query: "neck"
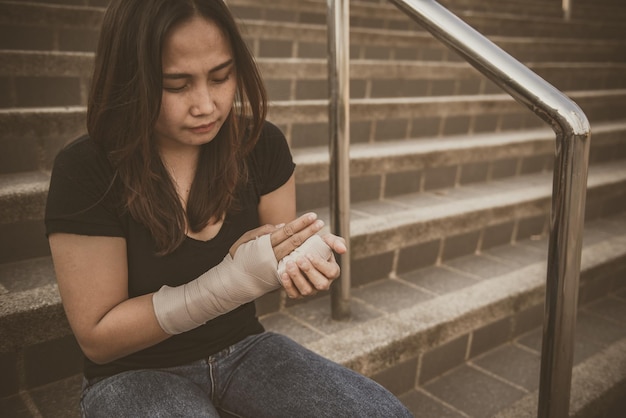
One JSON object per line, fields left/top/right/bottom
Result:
{"left": 159, "top": 146, "right": 200, "bottom": 203}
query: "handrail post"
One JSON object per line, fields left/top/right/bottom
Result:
{"left": 386, "top": 1, "right": 590, "bottom": 416}
{"left": 537, "top": 126, "right": 589, "bottom": 417}
{"left": 327, "top": 0, "right": 351, "bottom": 320}
{"left": 563, "top": 0, "right": 572, "bottom": 20}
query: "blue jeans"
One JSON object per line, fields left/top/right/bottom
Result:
{"left": 80, "top": 332, "right": 412, "bottom": 417}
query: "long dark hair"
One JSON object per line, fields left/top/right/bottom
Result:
{"left": 88, "top": 0, "right": 267, "bottom": 255}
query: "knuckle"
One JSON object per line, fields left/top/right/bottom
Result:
{"left": 283, "top": 224, "right": 294, "bottom": 237}
{"left": 317, "top": 281, "right": 331, "bottom": 291}
{"left": 289, "top": 235, "right": 303, "bottom": 247}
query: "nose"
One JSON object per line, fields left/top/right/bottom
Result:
{"left": 189, "top": 84, "right": 216, "bottom": 117}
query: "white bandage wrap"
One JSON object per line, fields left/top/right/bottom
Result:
{"left": 153, "top": 234, "right": 280, "bottom": 335}
{"left": 277, "top": 234, "right": 332, "bottom": 276}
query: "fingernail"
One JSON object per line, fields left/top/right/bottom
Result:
{"left": 307, "top": 212, "right": 317, "bottom": 221}
{"left": 314, "top": 220, "right": 324, "bottom": 229}
{"left": 275, "top": 223, "right": 285, "bottom": 228}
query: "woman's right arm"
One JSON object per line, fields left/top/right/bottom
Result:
{"left": 50, "top": 213, "right": 324, "bottom": 365}
{"left": 49, "top": 233, "right": 169, "bottom": 365}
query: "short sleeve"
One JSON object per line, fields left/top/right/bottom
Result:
{"left": 45, "top": 136, "right": 125, "bottom": 238}
{"left": 248, "top": 121, "right": 296, "bottom": 196}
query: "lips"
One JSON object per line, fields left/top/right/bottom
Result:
{"left": 188, "top": 121, "right": 216, "bottom": 134}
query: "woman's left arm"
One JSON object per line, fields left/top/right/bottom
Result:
{"left": 258, "top": 173, "right": 346, "bottom": 299}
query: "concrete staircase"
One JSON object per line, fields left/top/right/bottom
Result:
{"left": 1, "top": 0, "right": 625, "bottom": 416}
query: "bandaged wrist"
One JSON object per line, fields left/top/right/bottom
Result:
{"left": 277, "top": 234, "right": 332, "bottom": 276}
{"left": 152, "top": 234, "right": 280, "bottom": 335}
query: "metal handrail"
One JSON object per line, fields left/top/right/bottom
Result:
{"left": 563, "top": 0, "right": 572, "bottom": 20}
{"left": 327, "top": 0, "right": 351, "bottom": 320}
{"left": 326, "top": 0, "right": 591, "bottom": 416}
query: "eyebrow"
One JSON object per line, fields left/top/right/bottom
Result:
{"left": 163, "top": 59, "right": 234, "bottom": 79}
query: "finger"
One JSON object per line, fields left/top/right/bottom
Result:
{"left": 283, "top": 260, "right": 318, "bottom": 297}
{"left": 295, "top": 255, "right": 334, "bottom": 291}
{"left": 270, "top": 213, "right": 317, "bottom": 247}
{"left": 272, "top": 219, "right": 325, "bottom": 261}
{"left": 321, "top": 234, "right": 347, "bottom": 254}
{"left": 230, "top": 224, "right": 277, "bottom": 257}
{"left": 280, "top": 269, "right": 305, "bottom": 299}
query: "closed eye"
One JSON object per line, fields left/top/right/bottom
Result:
{"left": 163, "top": 84, "right": 188, "bottom": 92}
{"left": 211, "top": 69, "right": 233, "bottom": 84}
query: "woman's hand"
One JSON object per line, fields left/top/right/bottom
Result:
{"left": 229, "top": 213, "right": 347, "bottom": 299}
{"left": 280, "top": 233, "right": 347, "bottom": 299}
{"left": 229, "top": 212, "right": 324, "bottom": 259}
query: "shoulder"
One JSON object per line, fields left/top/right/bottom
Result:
{"left": 246, "top": 121, "right": 295, "bottom": 196}
{"left": 259, "top": 120, "right": 285, "bottom": 140}
{"left": 251, "top": 120, "right": 287, "bottom": 150}
{"left": 52, "top": 135, "right": 114, "bottom": 182}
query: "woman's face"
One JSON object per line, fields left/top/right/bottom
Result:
{"left": 154, "top": 16, "right": 237, "bottom": 153}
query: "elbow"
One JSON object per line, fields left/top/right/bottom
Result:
{"left": 76, "top": 335, "right": 120, "bottom": 365}
{"left": 80, "top": 342, "right": 115, "bottom": 365}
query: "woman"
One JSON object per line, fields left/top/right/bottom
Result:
{"left": 45, "top": 0, "right": 412, "bottom": 416}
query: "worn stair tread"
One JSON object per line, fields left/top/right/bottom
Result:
{"left": 397, "top": 318, "right": 626, "bottom": 417}
{"left": 492, "top": 337, "right": 626, "bottom": 418}
{"left": 293, "top": 120, "right": 626, "bottom": 182}
{"left": 0, "top": 171, "right": 49, "bottom": 224}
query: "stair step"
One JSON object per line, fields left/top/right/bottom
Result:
{"left": 1, "top": 89, "right": 623, "bottom": 171}
{"left": 2, "top": 245, "right": 623, "bottom": 417}
{"left": 0, "top": 171, "right": 49, "bottom": 224}
{"left": 3, "top": 50, "right": 626, "bottom": 107}
{"left": 1, "top": 2, "right": 626, "bottom": 64}
{"left": 347, "top": 161, "right": 626, "bottom": 261}
{"left": 259, "top": 213, "right": 626, "bottom": 416}
{"left": 1, "top": 120, "right": 624, "bottom": 248}
{"left": 3, "top": 163, "right": 625, "bottom": 348}
{"left": 1, "top": 210, "right": 624, "bottom": 416}
{"left": 0, "top": 120, "right": 624, "bottom": 263}
{"left": 229, "top": 0, "right": 626, "bottom": 38}
{"left": 3, "top": 0, "right": 623, "bottom": 41}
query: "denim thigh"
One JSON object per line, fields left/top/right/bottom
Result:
{"left": 213, "top": 332, "right": 413, "bottom": 418}
{"left": 80, "top": 332, "right": 412, "bottom": 417}
{"left": 80, "top": 361, "right": 219, "bottom": 418}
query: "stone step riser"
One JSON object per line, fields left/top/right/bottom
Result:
{"left": 3, "top": 51, "right": 626, "bottom": 108}
{"left": 1, "top": 90, "right": 623, "bottom": 174}
{"left": 233, "top": 0, "right": 565, "bottom": 23}
{"left": 14, "top": 0, "right": 566, "bottom": 19}
{"left": 1, "top": 3, "right": 626, "bottom": 63}
{"left": 229, "top": 1, "right": 626, "bottom": 38}
{"left": 2, "top": 0, "right": 623, "bottom": 41}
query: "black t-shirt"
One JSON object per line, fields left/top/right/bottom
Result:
{"left": 45, "top": 121, "right": 295, "bottom": 379}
